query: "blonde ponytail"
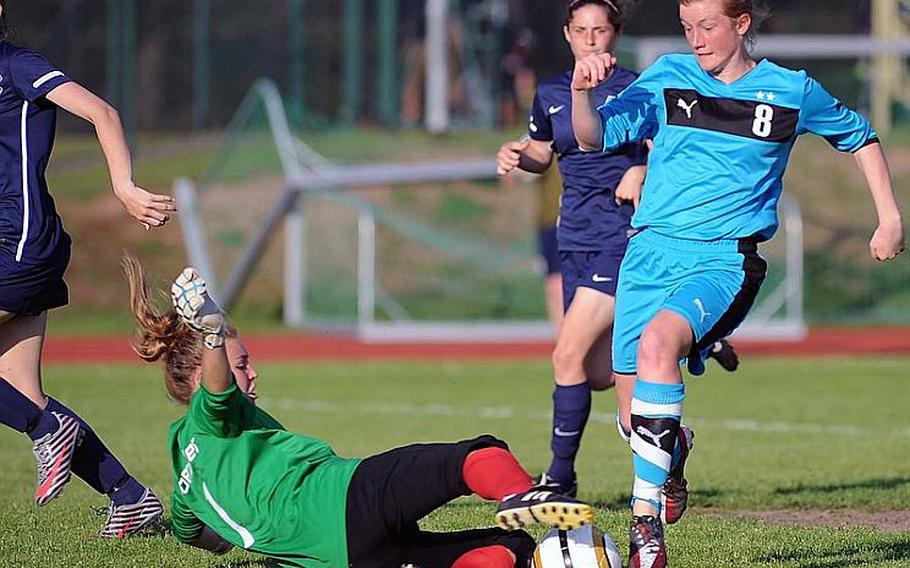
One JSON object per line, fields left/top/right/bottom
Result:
{"left": 122, "top": 255, "right": 202, "bottom": 405}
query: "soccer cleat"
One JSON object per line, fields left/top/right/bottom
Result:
{"left": 629, "top": 515, "right": 667, "bottom": 568}
{"left": 97, "top": 489, "right": 164, "bottom": 538}
{"left": 661, "top": 425, "right": 694, "bottom": 525}
{"left": 534, "top": 472, "right": 578, "bottom": 498}
{"left": 495, "top": 487, "right": 593, "bottom": 531}
{"left": 33, "top": 412, "right": 82, "bottom": 507}
{"left": 707, "top": 338, "right": 739, "bottom": 372}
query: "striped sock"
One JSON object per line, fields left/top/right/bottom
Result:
{"left": 630, "top": 380, "right": 685, "bottom": 512}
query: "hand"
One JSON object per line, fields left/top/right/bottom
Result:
{"left": 615, "top": 179, "right": 642, "bottom": 210}
{"left": 869, "top": 219, "right": 905, "bottom": 261}
{"left": 496, "top": 137, "right": 531, "bottom": 176}
{"left": 571, "top": 53, "right": 616, "bottom": 92}
{"left": 115, "top": 183, "right": 177, "bottom": 231}
{"left": 171, "top": 268, "right": 225, "bottom": 349}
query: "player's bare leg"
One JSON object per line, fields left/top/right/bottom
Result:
{"left": 0, "top": 313, "right": 80, "bottom": 505}
{"left": 628, "top": 311, "right": 691, "bottom": 568}
{"left": 543, "top": 288, "right": 615, "bottom": 495}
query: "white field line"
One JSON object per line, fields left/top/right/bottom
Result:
{"left": 260, "top": 398, "right": 910, "bottom": 439}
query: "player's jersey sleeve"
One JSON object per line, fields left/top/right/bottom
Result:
{"left": 8, "top": 48, "right": 72, "bottom": 102}
{"left": 629, "top": 140, "right": 649, "bottom": 166}
{"left": 798, "top": 74, "right": 877, "bottom": 152}
{"left": 596, "top": 64, "right": 661, "bottom": 152}
{"left": 188, "top": 383, "right": 281, "bottom": 438}
{"left": 529, "top": 90, "right": 553, "bottom": 142}
{"left": 171, "top": 490, "right": 205, "bottom": 544}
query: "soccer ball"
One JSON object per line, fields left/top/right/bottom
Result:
{"left": 531, "top": 524, "right": 622, "bottom": 568}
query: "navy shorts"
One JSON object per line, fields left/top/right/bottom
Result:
{"left": 560, "top": 249, "right": 624, "bottom": 313}
{"left": 0, "top": 243, "right": 71, "bottom": 316}
{"left": 536, "top": 226, "right": 560, "bottom": 276}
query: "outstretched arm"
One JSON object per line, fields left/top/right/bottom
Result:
{"left": 198, "top": 333, "right": 232, "bottom": 394}
{"left": 46, "top": 83, "right": 175, "bottom": 230}
{"left": 852, "top": 143, "right": 905, "bottom": 261}
{"left": 172, "top": 269, "right": 232, "bottom": 393}
{"left": 571, "top": 54, "right": 614, "bottom": 151}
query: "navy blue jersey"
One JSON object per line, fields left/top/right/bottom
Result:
{"left": 598, "top": 54, "right": 877, "bottom": 241}
{"left": 529, "top": 66, "right": 647, "bottom": 252}
{"left": 0, "top": 42, "right": 72, "bottom": 264}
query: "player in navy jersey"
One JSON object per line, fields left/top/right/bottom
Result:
{"left": 497, "top": 0, "right": 646, "bottom": 499}
{"left": 571, "top": 1, "right": 905, "bottom": 566}
{"left": 0, "top": 1, "right": 171, "bottom": 537}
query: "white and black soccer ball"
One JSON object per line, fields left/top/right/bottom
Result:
{"left": 531, "top": 524, "right": 622, "bottom": 568}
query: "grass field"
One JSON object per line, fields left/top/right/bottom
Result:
{"left": 1, "top": 356, "right": 909, "bottom": 567}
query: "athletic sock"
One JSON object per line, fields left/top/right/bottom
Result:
{"left": 616, "top": 411, "right": 632, "bottom": 445}
{"left": 462, "top": 447, "right": 533, "bottom": 501}
{"left": 630, "top": 380, "right": 685, "bottom": 513}
{"left": 547, "top": 382, "right": 591, "bottom": 484}
{"left": 0, "top": 378, "right": 43, "bottom": 434}
{"left": 452, "top": 545, "right": 514, "bottom": 568}
{"left": 44, "top": 398, "right": 145, "bottom": 504}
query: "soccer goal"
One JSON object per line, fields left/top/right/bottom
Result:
{"left": 175, "top": 78, "right": 806, "bottom": 342}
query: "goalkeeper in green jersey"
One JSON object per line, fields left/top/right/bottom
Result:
{"left": 122, "top": 257, "right": 594, "bottom": 568}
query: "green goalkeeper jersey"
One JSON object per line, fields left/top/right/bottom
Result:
{"left": 168, "top": 384, "right": 362, "bottom": 567}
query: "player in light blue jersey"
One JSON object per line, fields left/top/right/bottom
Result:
{"left": 497, "top": 0, "right": 648, "bottom": 498}
{"left": 571, "top": 1, "right": 905, "bottom": 566}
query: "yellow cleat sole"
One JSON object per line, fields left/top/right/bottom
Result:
{"left": 495, "top": 502, "right": 594, "bottom": 531}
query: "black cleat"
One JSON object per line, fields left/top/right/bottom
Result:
{"left": 495, "top": 487, "right": 593, "bottom": 531}
{"left": 708, "top": 339, "right": 739, "bottom": 372}
{"left": 534, "top": 472, "right": 578, "bottom": 498}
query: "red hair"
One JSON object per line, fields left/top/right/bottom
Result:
{"left": 679, "top": 0, "right": 770, "bottom": 50}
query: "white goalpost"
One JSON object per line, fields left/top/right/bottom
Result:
{"left": 175, "top": 74, "right": 808, "bottom": 342}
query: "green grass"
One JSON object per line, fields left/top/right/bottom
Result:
{"left": 1, "top": 357, "right": 909, "bottom": 567}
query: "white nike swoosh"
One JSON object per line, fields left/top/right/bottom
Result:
{"left": 592, "top": 274, "right": 613, "bottom": 283}
{"left": 548, "top": 105, "right": 565, "bottom": 115}
{"left": 554, "top": 427, "right": 581, "bottom": 437}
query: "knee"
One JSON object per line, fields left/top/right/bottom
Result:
{"left": 552, "top": 342, "right": 585, "bottom": 381}
{"left": 637, "top": 326, "right": 684, "bottom": 371}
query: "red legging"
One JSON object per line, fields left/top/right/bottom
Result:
{"left": 452, "top": 545, "right": 515, "bottom": 568}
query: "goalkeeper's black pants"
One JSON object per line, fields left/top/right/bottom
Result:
{"left": 345, "top": 435, "right": 535, "bottom": 568}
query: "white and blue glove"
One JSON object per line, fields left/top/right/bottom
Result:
{"left": 171, "top": 267, "right": 225, "bottom": 349}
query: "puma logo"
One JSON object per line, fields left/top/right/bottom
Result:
{"left": 635, "top": 426, "right": 672, "bottom": 448}
{"left": 694, "top": 298, "right": 711, "bottom": 323}
{"left": 677, "top": 97, "right": 698, "bottom": 119}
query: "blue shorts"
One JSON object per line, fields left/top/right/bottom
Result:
{"left": 560, "top": 249, "right": 624, "bottom": 313}
{"left": 536, "top": 227, "right": 560, "bottom": 276}
{"left": 612, "top": 230, "right": 766, "bottom": 376}
{"left": 0, "top": 243, "right": 71, "bottom": 316}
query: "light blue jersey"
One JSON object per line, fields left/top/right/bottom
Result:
{"left": 597, "top": 54, "right": 877, "bottom": 241}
